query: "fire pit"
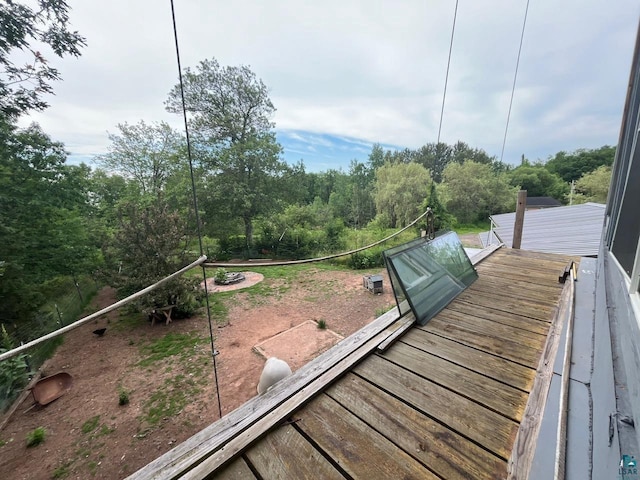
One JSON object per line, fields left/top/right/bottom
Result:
{"left": 214, "top": 271, "right": 246, "bottom": 285}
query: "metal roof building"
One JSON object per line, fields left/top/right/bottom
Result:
{"left": 485, "top": 202, "right": 606, "bottom": 256}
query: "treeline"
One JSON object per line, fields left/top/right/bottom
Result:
{"left": 0, "top": 0, "right": 615, "bottom": 334}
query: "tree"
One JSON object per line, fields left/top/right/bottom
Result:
{"left": 0, "top": 119, "right": 99, "bottom": 323}
{"left": 97, "top": 121, "right": 185, "bottom": 198}
{"left": 571, "top": 165, "right": 612, "bottom": 204}
{"left": 545, "top": 146, "right": 616, "bottom": 183}
{"left": 166, "top": 58, "right": 289, "bottom": 245}
{"left": 440, "top": 161, "right": 517, "bottom": 224}
{"left": 0, "top": 0, "right": 86, "bottom": 119}
{"left": 507, "top": 164, "right": 568, "bottom": 200}
{"left": 373, "top": 162, "right": 431, "bottom": 228}
{"left": 105, "top": 200, "right": 201, "bottom": 318}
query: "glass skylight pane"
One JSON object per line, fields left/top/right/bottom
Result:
{"left": 383, "top": 232, "right": 477, "bottom": 326}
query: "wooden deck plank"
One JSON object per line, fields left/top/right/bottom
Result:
{"left": 435, "top": 310, "right": 547, "bottom": 349}
{"left": 327, "top": 373, "right": 507, "bottom": 480}
{"left": 495, "top": 248, "right": 580, "bottom": 264}
{"left": 244, "top": 425, "right": 344, "bottom": 480}
{"left": 482, "top": 252, "right": 572, "bottom": 273}
{"left": 456, "top": 290, "right": 557, "bottom": 322}
{"left": 473, "top": 269, "right": 564, "bottom": 293}
{"left": 381, "top": 342, "right": 528, "bottom": 422}
{"left": 211, "top": 457, "right": 256, "bottom": 479}
{"left": 476, "top": 261, "right": 566, "bottom": 283}
{"left": 467, "top": 280, "right": 561, "bottom": 306}
{"left": 423, "top": 318, "right": 541, "bottom": 366}
{"left": 297, "top": 393, "right": 437, "bottom": 479}
{"left": 401, "top": 329, "right": 536, "bottom": 392}
{"left": 446, "top": 300, "right": 550, "bottom": 335}
{"left": 354, "top": 354, "right": 520, "bottom": 459}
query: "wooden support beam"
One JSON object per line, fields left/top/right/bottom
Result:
{"left": 512, "top": 190, "right": 527, "bottom": 249}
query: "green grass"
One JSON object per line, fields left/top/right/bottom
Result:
{"left": 81, "top": 416, "right": 100, "bottom": 434}
{"left": 375, "top": 305, "right": 396, "bottom": 318}
{"left": 138, "top": 333, "right": 207, "bottom": 367}
{"left": 26, "top": 427, "right": 46, "bottom": 447}
{"left": 52, "top": 462, "right": 72, "bottom": 479}
{"left": 454, "top": 221, "right": 491, "bottom": 235}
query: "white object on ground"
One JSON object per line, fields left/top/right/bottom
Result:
{"left": 257, "top": 357, "right": 292, "bottom": 395}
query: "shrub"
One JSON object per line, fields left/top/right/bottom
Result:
{"left": 118, "top": 389, "right": 130, "bottom": 406}
{"left": 26, "top": 427, "right": 46, "bottom": 447}
{"left": 317, "top": 319, "right": 327, "bottom": 330}
{"left": 214, "top": 268, "right": 227, "bottom": 284}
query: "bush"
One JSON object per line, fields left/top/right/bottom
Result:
{"left": 348, "top": 250, "right": 384, "bottom": 269}
{"left": 118, "top": 389, "right": 130, "bottom": 406}
{"left": 26, "top": 427, "right": 46, "bottom": 447}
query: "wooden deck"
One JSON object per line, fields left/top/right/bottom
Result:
{"left": 131, "top": 247, "right": 574, "bottom": 480}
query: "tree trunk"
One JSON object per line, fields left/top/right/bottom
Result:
{"left": 244, "top": 217, "right": 253, "bottom": 248}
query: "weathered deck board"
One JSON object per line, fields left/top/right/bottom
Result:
{"left": 423, "top": 318, "right": 541, "bottom": 365}
{"left": 472, "top": 270, "right": 563, "bottom": 296}
{"left": 435, "top": 310, "right": 547, "bottom": 349}
{"left": 468, "top": 279, "right": 561, "bottom": 306}
{"left": 446, "top": 300, "right": 550, "bottom": 335}
{"left": 327, "top": 373, "right": 508, "bottom": 479}
{"left": 296, "top": 393, "right": 437, "bottom": 479}
{"left": 244, "top": 425, "right": 344, "bottom": 479}
{"left": 211, "top": 457, "right": 256, "bottom": 479}
{"left": 381, "top": 342, "right": 528, "bottom": 422}
{"left": 401, "top": 329, "right": 537, "bottom": 392}
{"left": 456, "top": 289, "right": 557, "bottom": 321}
{"left": 354, "top": 354, "right": 520, "bottom": 459}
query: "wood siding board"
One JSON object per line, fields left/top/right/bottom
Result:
{"left": 210, "top": 457, "right": 256, "bottom": 480}
{"left": 401, "top": 329, "right": 536, "bottom": 392}
{"left": 354, "top": 355, "right": 520, "bottom": 459}
{"left": 243, "top": 425, "right": 344, "bottom": 480}
{"left": 327, "top": 373, "right": 508, "bottom": 480}
{"left": 297, "top": 394, "right": 437, "bottom": 479}
{"left": 446, "top": 301, "right": 550, "bottom": 335}
{"left": 381, "top": 342, "right": 528, "bottom": 422}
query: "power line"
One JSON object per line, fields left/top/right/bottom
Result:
{"left": 500, "top": 0, "right": 531, "bottom": 163}
{"left": 437, "top": 0, "right": 459, "bottom": 144}
{"left": 169, "top": 0, "right": 222, "bottom": 418}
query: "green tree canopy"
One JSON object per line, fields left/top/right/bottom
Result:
{"left": 97, "top": 121, "right": 185, "bottom": 198}
{"left": 166, "top": 58, "right": 290, "bottom": 245}
{"left": 571, "top": 165, "right": 612, "bottom": 204}
{"left": 545, "top": 146, "right": 616, "bottom": 183}
{"left": 440, "top": 161, "right": 517, "bottom": 224}
{"left": 507, "top": 164, "right": 568, "bottom": 200}
{"left": 0, "top": 0, "right": 85, "bottom": 119}
{"left": 373, "top": 162, "right": 431, "bottom": 228}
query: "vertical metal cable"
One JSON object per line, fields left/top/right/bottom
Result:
{"left": 500, "top": 0, "right": 531, "bottom": 163}
{"left": 169, "top": 0, "right": 222, "bottom": 418}
{"left": 437, "top": 0, "right": 459, "bottom": 144}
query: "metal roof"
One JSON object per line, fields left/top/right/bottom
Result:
{"left": 487, "top": 202, "right": 605, "bottom": 256}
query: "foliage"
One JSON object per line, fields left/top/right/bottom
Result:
{"left": 166, "top": 58, "right": 292, "bottom": 245}
{"left": 118, "top": 389, "right": 130, "bottom": 406}
{"left": 422, "top": 183, "right": 456, "bottom": 232}
{"left": 0, "top": 324, "right": 31, "bottom": 411}
{"left": 213, "top": 268, "right": 227, "bottom": 284}
{"left": 545, "top": 146, "right": 616, "bottom": 183}
{"left": 104, "top": 199, "right": 202, "bottom": 318}
{"left": 570, "top": 165, "right": 612, "bottom": 204}
{"left": 81, "top": 416, "right": 100, "bottom": 434}
{"left": 440, "top": 161, "right": 517, "bottom": 224}
{"left": 507, "top": 164, "right": 569, "bottom": 200}
{"left": 373, "top": 162, "right": 431, "bottom": 228}
{"left": 138, "top": 333, "right": 207, "bottom": 367}
{"left": 0, "top": 1, "right": 86, "bottom": 119}
{"left": 97, "top": 121, "right": 185, "bottom": 198}
{"left": 316, "top": 319, "right": 327, "bottom": 330}
{"left": 26, "top": 427, "right": 46, "bottom": 447}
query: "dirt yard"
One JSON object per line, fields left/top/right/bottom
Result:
{"left": 0, "top": 266, "right": 395, "bottom": 480}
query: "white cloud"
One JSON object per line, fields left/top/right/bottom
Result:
{"left": 16, "top": 0, "right": 640, "bottom": 168}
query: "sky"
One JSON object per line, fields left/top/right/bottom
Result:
{"left": 18, "top": 0, "right": 640, "bottom": 172}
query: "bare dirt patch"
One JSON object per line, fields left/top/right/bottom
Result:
{"left": 0, "top": 267, "right": 395, "bottom": 480}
